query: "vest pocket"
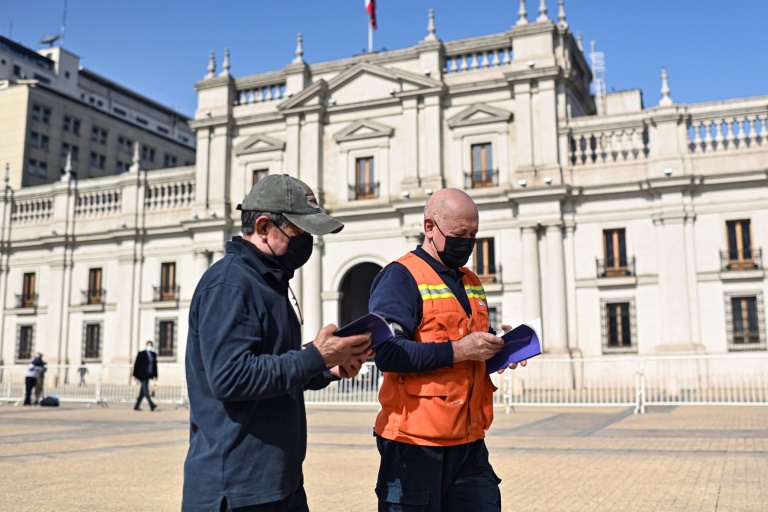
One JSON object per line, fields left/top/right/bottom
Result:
{"left": 397, "top": 369, "right": 471, "bottom": 441}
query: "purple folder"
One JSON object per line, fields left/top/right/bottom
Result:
{"left": 334, "top": 313, "right": 395, "bottom": 349}
{"left": 485, "top": 319, "right": 542, "bottom": 374}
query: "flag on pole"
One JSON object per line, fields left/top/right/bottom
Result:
{"left": 365, "top": 0, "right": 377, "bottom": 30}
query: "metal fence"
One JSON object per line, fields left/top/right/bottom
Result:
{"left": 2, "top": 355, "right": 766, "bottom": 413}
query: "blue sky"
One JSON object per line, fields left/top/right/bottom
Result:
{"left": 1, "top": 1, "right": 766, "bottom": 117}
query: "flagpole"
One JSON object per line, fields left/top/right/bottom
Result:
{"left": 368, "top": 22, "right": 373, "bottom": 53}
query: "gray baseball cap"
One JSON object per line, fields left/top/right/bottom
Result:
{"left": 236, "top": 174, "right": 343, "bottom": 235}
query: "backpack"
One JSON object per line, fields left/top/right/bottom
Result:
{"left": 40, "top": 396, "right": 59, "bottom": 407}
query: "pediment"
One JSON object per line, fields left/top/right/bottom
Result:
{"left": 447, "top": 104, "right": 512, "bottom": 128}
{"left": 234, "top": 133, "right": 285, "bottom": 155}
{"left": 334, "top": 119, "right": 394, "bottom": 143}
{"left": 279, "top": 63, "right": 443, "bottom": 111}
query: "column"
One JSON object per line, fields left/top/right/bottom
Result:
{"left": 656, "top": 213, "right": 693, "bottom": 348}
{"left": 194, "top": 250, "right": 211, "bottom": 280}
{"left": 301, "top": 237, "right": 323, "bottom": 342}
{"left": 563, "top": 219, "right": 579, "bottom": 354}
{"left": 401, "top": 98, "right": 420, "bottom": 189}
{"left": 544, "top": 224, "right": 568, "bottom": 352}
{"left": 420, "top": 95, "right": 444, "bottom": 191}
{"left": 521, "top": 225, "right": 541, "bottom": 323}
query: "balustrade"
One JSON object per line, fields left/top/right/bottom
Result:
{"left": 688, "top": 113, "right": 768, "bottom": 153}
{"left": 237, "top": 83, "right": 286, "bottom": 105}
{"left": 444, "top": 47, "right": 512, "bottom": 75}
{"left": 10, "top": 198, "right": 52, "bottom": 224}
{"left": 145, "top": 180, "right": 194, "bottom": 210}
{"left": 569, "top": 126, "right": 649, "bottom": 166}
{"left": 75, "top": 190, "right": 121, "bottom": 217}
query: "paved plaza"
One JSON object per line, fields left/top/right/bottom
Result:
{"left": 1, "top": 402, "right": 766, "bottom": 511}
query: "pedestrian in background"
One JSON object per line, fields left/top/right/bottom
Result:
{"left": 23, "top": 352, "right": 45, "bottom": 406}
{"left": 132, "top": 341, "right": 158, "bottom": 411}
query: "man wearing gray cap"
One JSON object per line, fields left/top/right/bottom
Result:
{"left": 183, "top": 174, "right": 372, "bottom": 512}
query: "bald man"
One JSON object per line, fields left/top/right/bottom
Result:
{"left": 369, "top": 188, "right": 524, "bottom": 512}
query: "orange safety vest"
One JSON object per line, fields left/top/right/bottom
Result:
{"left": 374, "top": 252, "right": 497, "bottom": 446}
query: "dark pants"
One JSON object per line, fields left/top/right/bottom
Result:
{"left": 24, "top": 377, "right": 37, "bottom": 405}
{"left": 219, "top": 482, "right": 309, "bottom": 512}
{"left": 135, "top": 379, "right": 156, "bottom": 410}
{"left": 375, "top": 435, "right": 501, "bottom": 512}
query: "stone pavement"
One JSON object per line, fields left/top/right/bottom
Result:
{"left": 1, "top": 403, "right": 766, "bottom": 511}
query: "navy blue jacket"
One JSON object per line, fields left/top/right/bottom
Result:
{"left": 183, "top": 237, "right": 333, "bottom": 511}
{"left": 369, "top": 246, "right": 495, "bottom": 373}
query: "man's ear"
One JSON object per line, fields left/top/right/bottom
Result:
{"left": 254, "top": 216, "right": 271, "bottom": 239}
{"left": 423, "top": 218, "right": 435, "bottom": 240}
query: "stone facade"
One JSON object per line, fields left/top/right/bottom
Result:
{"left": 1, "top": 7, "right": 766, "bottom": 370}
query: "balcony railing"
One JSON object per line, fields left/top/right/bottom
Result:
{"left": 596, "top": 257, "right": 636, "bottom": 278}
{"left": 15, "top": 293, "right": 38, "bottom": 309}
{"left": 348, "top": 182, "right": 379, "bottom": 201}
{"left": 464, "top": 169, "right": 498, "bottom": 189}
{"left": 720, "top": 248, "right": 762, "bottom": 271}
{"left": 153, "top": 285, "right": 180, "bottom": 302}
{"left": 81, "top": 289, "right": 106, "bottom": 305}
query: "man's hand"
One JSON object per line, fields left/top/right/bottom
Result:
{"left": 329, "top": 356, "right": 369, "bottom": 379}
{"left": 452, "top": 331, "right": 504, "bottom": 363}
{"left": 497, "top": 358, "right": 527, "bottom": 374}
{"left": 312, "top": 324, "right": 372, "bottom": 368}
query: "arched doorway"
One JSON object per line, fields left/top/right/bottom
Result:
{"left": 338, "top": 262, "right": 382, "bottom": 326}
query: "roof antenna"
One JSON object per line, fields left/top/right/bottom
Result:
{"left": 60, "top": 0, "right": 68, "bottom": 46}
{"left": 39, "top": 0, "right": 67, "bottom": 47}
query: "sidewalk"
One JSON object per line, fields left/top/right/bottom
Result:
{"left": 1, "top": 403, "right": 766, "bottom": 511}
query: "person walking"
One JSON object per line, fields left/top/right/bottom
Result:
{"left": 78, "top": 361, "right": 88, "bottom": 386}
{"left": 183, "top": 174, "right": 372, "bottom": 512}
{"left": 369, "top": 188, "right": 526, "bottom": 512}
{"left": 33, "top": 353, "right": 47, "bottom": 405}
{"left": 132, "top": 341, "right": 158, "bottom": 411}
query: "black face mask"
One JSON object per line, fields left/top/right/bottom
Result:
{"left": 432, "top": 220, "right": 475, "bottom": 269}
{"left": 266, "top": 223, "right": 314, "bottom": 276}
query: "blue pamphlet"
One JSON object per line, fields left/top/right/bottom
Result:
{"left": 485, "top": 318, "right": 542, "bottom": 374}
{"left": 335, "top": 313, "right": 395, "bottom": 349}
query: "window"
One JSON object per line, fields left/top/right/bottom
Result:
{"left": 156, "top": 319, "right": 176, "bottom": 358}
{"left": 252, "top": 169, "right": 268, "bottom": 186}
{"left": 164, "top": 154, "right": 177, "bottom": 167}
{"left": 31, "top": 105, "right": 41, "bottom": 121}
{"left": 27, "top": 159, "right": 37, "bottom": 175}
{"left": 725, "top": 220, "right": 756, "bottom": 270}
{"left": 13, "top": 64, "right": 21, "bottom": 77}
{"left": 22, "top": 273, "right": 36, "bottom": 308}
{"left": 30, "top": 132, "right": 39, "bottom": 148}
{"left": 87, "top": 268, "right": 103, "bottom": 305}
{"left": 16, "top": 325, "right": 34, "bottom": 361}
{"left": 42, "top": 108, "right": 51, "bottom": 124}
{"left": 473, "top": 238, "right": 497, "bottom": 283}
{"left": 157, "top": 126, "right": 169, "bottom": 134}
{"left": 601, "top": 298, "right": 637, "bottom": 354}
{"left": 90, "top": 152, "right": 98, "bottom": 166}
{"left": 113, "top": 107, "right": 127, "bottom": 116}
{"left": 470, "top": 143, "right": 494, "bottom": 188}
{"left": 91, "top": 153, "right": 105, "bottom": 169}
{"left": 83, "top": 322, "right": 102, "bottom": 360}
{"left": 61, "top": 143, "right": 79, "bottom": 160}
{"left": 33, "top": 73, "right": 51, "bottom": 85}
{"left": 37, "top": 161, "right": 47, "bottom": 177}
{"left": 725, "top": 292, "right": 765, "bottom": 351}
{"left": 159, "top": 262, "right": 177, "bottom": 301}
{"left": 73, "top": 119, "right": 81, "bottom": 135}
{"left": 487, "top": 305, "right": 500, "bottom": 333}
{"left": 136, "top": 116, "right": 148, "bottom": 126}
{"left": 601, "top": 229, "right": 630, "bottom": 277}
{"left": 117, "top": 161, "right": 125, "bottom": 172}
{"left": 92, "top": 127, "right": 107, "bottom": 144}
{"left": 141, "top": 146, "right": 156, "bottom": 162}
{"left": 98, "top": 155, "right": 105, "bottom": 169}
{"left": 41, "top": 135, "right": 49, "bottom": 151}
{"left": 63, "top": 116, "right": 71, "bottom": 132}
{"left": 354, "top": 157, "right": 376, "bottom": 199}
{"left": 118, "top": 137, "right": 133, "bottom": 154}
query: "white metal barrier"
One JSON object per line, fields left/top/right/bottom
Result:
{"left": 3, "top": 355, "right": 766, "bottom": 413}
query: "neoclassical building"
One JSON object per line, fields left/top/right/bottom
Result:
{"left": 1, "top": 2, "right": 766, "bottom": 373}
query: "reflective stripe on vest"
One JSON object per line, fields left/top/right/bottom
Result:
{"left": 464, "top": 285, "right": 486, "bottom": 300}
{"left": 418, "top": 283, "right": 456, "bottom": 300}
